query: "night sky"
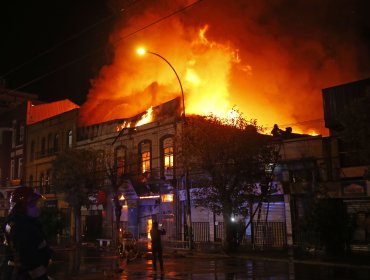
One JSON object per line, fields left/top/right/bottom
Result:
{"left": 1, "top": 0, "right": 369, "bottom": 131}
{"left": 1, "top": 0, "right": 115, "bottom": 105}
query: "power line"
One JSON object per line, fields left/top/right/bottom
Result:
{"left": 4, "top": 0, "right": 204, "bottom": 95}
{"left": 0, "top": 0, "right": 144, "bottom": 80}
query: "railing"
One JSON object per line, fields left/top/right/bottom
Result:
{"left": 161, "top": 221, "right": 288, "bottom": 251}
{"left": 253, "top": 221, "right": 287, "bottom": 248}
{"left": 293, "top": 230, "right": 321, "bottom": 249}
{"left": 192, "top": 222, "right": 210, "bottom": 242}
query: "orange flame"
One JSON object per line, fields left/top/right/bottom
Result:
{"left": 78, "top": 1, "right": 363, "bottom": 137}
{"left": 135, "top": 106, "right": 153, "bottom": 126}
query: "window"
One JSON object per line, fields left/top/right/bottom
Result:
{"left": 39, "top": 173, "right": 44, "bottom": 194}
{"left": 30, "top": 141, "right": 35, "bottom": 161}
{"left": 67, "top": 130, "right": 72, "bottom": 148}
{"left": 115, "top": 146, "right": 126, "bottom": 180}
{"left": 162, "top": 137, "right": 174, "bottom": 179}
{"left": 139, "top": 141, "right": 151, "bottom": 174}
{"left": 54, "top": 133, "right": 59, "bottom": 153}
{"left": 41, "top": 137, "right": 46, "bottom": 156}
{"left": 10, "top": 160, "right": 15, "bottom": 180}
{"left": 47, "top": 133, "right": 52, "bottom": 155}
{"left": 17, "top": 158, "right": 23, "bottom": 179}
{"left": 19, "top": 124, "right": 25, "bottom": 144}
{"left": 45, "top": 170, "right": 50, "bottom": 193}
{"left": 161, "top": 194, "right": 174, "bottom": 202}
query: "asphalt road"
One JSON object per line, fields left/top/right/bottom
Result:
{"left": 46, "top": 248, "right": 370, "bottom": 280}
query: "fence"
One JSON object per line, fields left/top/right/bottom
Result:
{"left": 252, "top": 221, "right": 287, "bottom": 248}
{"left": 161, "top": 221, "right": 287, "bottom": 250}
{"left": 192, "top": 222, "right": 210, "bottom": 242}
{"left": 294, "top": 230, "right": 321, "bottom": 249}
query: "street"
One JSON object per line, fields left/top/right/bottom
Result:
{"left": 46, "top": 247, "right": 370, "bottom": 280}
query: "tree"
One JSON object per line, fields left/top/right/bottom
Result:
{"left": 101, "top": 149, "right": 126, "bottom": 246}
{"left": 52, "top": 149, "right": 98, "bottom": 244}
{"left": 180, "top": 111, "right": 279, "bottom": 252}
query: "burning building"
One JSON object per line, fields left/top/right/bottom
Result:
{"left": 76, "top": 97, "right": 183, "bottom": 242}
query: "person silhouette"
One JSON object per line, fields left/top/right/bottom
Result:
{"left": 2, "top": 186, "right": 52, "bottom": 280}
{"left": 150, "top": 221, "right": 166, "bottom": 273}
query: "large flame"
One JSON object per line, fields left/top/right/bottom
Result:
{"left": 79, "top": 0, "right": 370, "bottom": 136}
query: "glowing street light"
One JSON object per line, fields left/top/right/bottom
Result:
{"left": 137, "top": 47, "right": 193, "bottom": 249}
{"left": 136, "top": 48, "right": 186, "bottom": 122}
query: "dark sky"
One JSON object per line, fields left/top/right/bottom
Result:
{"left": 1, "top": 0, "right": 115, "bottom": 105}
{"left": 1, "top": 0, "right": 369, "bottom": 130}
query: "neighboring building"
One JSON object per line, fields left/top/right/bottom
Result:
{"left": 273, "top": 133, "right": 337, "bottom": 247}
{"left": 0, "top": 84, "right": 40, "bottom": 216}
{"left": 25, "top": 100, "right": 80, "bottom": 191}
{"left": 24, "top": 100, "right": 79, "bottom": 242}
{"left": 322, "top": 78, "right": 370, "bottom": 248}
{"left": 0, "top": 80, "right": 40, "bottom": 114}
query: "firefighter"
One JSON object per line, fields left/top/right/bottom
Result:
{"left": 2, "top": 186, "right": 52, "bottom": 280}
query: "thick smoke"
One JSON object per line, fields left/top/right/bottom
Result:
{"left": 80, "top": 0, "right": 370, "bottom": 135}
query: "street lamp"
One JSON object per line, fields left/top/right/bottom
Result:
{"left": 136, "top": 48, "right": 186, "bottom": 122}
{"left": 137, "top": 47, "right": 193, "bottom": 249}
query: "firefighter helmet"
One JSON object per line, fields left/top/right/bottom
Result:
{"left": 9, "top": 186, "right": 41, "bottom": 214}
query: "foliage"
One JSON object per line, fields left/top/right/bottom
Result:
{"left": 40, "top": 206, "right": 64, "bottom": 244}
{"left": 52, "top": 149, "right": 98, "bottom": 244}
{"left": 52, "top": 149, "right": 98, "bottom": 208}
{"left": 100, "top": 149, "right": 125, "bottom": 242}
{"left": 180, "top": 110, "right": 279, "bottom": 251}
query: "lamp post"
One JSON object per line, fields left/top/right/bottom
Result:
{"left": 137, "top": 48, "right": 193, "bottom": 250}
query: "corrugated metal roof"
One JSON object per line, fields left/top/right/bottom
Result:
{"left": 27, "top": 99, "right": 79, "bottom": 124}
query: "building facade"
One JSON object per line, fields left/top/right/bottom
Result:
{"left": 322, "top": 78, "right": 370, "bottom": 248}
{"left": 0, "top": 86, "right": 40, "bottom": 216}
{"left": 76, "top": 98, "right": 181, "bottom": 243}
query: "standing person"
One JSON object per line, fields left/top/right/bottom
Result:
{"left": 149, "top": 221, "right": 166, "bottom": 272}
{"left": 2, "top": 186, "right": 53, "bottom": 280}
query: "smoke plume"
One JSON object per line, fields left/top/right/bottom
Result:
{"left": 80, "top": 0, "right": 370, "bottom": 135}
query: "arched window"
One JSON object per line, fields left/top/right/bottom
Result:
{"left": 161, "top": 136, "right": 174, "bottom": 179}
{"left": 41, "top": 137, "right": 46, "bottom": 156}
{"left": 47, "top": 133, "right": 52, "bottom": 155}
{"left": 39, "top": 173, "right": 44, "bottom": 194}
{"left": 54, "top": 133, "right": 59, "bottom": 153}
{"left": 66, "top": 130, "right": 72, "bottom": 148}
{"left": 45, "top": 170, "right": 50, "bottom": 194}
{"left": 139, "top": 140, "right": 151, "bottom": 174}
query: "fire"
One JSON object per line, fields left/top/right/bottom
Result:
{"left": 136, "top": 106, "right": 153, "bottom": 126}
{"left": 116, "top": 121, "right": 131, "bottom": 132}
{"left": 309, "top": 131, "right": 319, "bottom": 136}
{"left": 79, "top": 1, "right": 342, "bottom": 137}
{"left": 116, "top": 106, "right": 153, "bottom": 132}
